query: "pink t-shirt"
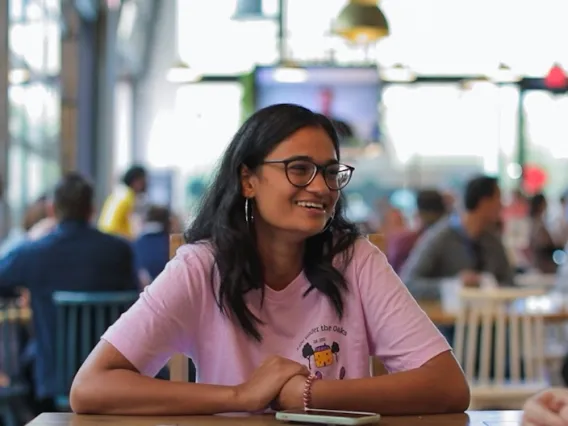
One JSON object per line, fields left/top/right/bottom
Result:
{"left": 103, "top": 238, "right": 450, "bottom": 383}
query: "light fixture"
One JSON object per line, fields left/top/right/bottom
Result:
{"left": 545, "top": 63, "right": 567, "bottom": 90}
{"left": 334, "top": 0, "right": 389, "bottom": 43}
{"left": 488, "top": 63, "right": 521, "bottom": 83}
{"left": 8, "top": 55, "right": 31, "bottom": 85}
{"left": 166, "top": 60, "right": 202, "bottom": 84}
{"left": 272, "top": 61, "right": 308, "bottom": 83}
{"left": 380, "top": 64, "right": 415, "bottom": 82}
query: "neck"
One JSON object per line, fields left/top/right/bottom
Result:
{"left": 255, "top": 227, "right": 304, "bottom": 291}
{"left": 460, "top": 212, "right": 485, "bottom": 239}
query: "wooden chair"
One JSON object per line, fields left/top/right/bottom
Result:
{"left": 167, "top": 233, "right": 388, "bottom": 381}
{"left": 453, "top": 287, "right": 549, "bottom": 409}
{"left": 366, "top": 234, "right": 388, "bottom": 377}
{"left": 168, "top": 234, "right": 191, "bottom": 382}
{"left": 0, "top": 298, "right": 32, "bottom": 426}
{"left": 53, "top": 291, "right": 139, "bottom": 408}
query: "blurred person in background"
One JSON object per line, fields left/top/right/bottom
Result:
{"left": 98, "top": 165, "right": 148, "bottom": 239}
{"left": 549, "top": 192, "right": 568, "bottom": 248}
{"left": 0, "top": 174, "right": 7, "bottom": 241}
{"left": 388, "top": 189, "right": 447, "bottom": 274}
{"left": 528, "top": 193, "right": 561, "bottom": 274}
{"left": 0, "top": 194, "right": 51, "bottom": 257}
{"left": 0, "top": 172, "right": 139, "bottom": 414}
{"left": 133, "top": 205, "right": 170, "bottom": 288}
{"left": 400, "top": 175, "right": 513, "bottom": 300}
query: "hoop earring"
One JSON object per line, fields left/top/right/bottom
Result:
{"left": 320, "top": 212, "right": 335, "bottom": 234}
{"left": 245, "top": 198, "right": 254, "bottom": 225}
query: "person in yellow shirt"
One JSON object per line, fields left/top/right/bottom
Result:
{"left": 98, "top": 165, "right": 148, "bottom": 239}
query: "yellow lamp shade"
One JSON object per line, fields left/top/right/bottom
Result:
{"left": 334, "top": 1, "right": 389, "bottom": 43}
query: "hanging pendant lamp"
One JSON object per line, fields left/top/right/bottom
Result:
{"left": 334, "top": 0, "right": 389, "bottom": 43}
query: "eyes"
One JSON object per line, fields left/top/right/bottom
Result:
{"left": 283, "top": 160, "right": 353, "bottom": 190}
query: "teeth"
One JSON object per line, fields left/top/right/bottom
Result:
{"left": 297, "top": 201, "right": 324, "bottom": 210}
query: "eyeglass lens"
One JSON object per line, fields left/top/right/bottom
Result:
{"left": 286, "top": 160, "right": 352, "bottom": 190}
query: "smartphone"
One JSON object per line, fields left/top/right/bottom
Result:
{"left": 276, "top": 408, "right": 381, "bottom": 425}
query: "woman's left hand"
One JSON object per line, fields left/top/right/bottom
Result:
{"left": 272, "top": 374, "right": 307, "bottom": 411}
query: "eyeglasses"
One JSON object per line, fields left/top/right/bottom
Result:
{"left": 262, "top": 158, "right": 355, "bottom": 190}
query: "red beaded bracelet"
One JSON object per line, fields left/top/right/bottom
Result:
{"left": 303, "top": 374, "right": 318, "bottom": 410}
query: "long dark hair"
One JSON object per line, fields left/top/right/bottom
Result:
{"left": 185, "top": 104, "right": 360, "bottom": 341}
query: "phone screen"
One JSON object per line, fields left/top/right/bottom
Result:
{"left": 282, "top": 410, "right": 374, "bottom": 419}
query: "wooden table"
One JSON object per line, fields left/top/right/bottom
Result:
{"left": 419, "top": 298, "right": 568, "bottom": 326}
{"left": 28, "top": 411, "right": 524, "bottom": 426}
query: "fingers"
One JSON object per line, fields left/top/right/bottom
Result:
{"left": 523, "top": 400, "right": 568, "bottom": 426}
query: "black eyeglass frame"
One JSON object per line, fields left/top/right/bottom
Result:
{"left": 262, "top": 158, "right": 355, "bottom": 191}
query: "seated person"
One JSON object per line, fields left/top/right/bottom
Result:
{"left": 70, "top": 104, "right": 469, "bottom": 416}
{"left": 133, "top": 205, "right": 170, "bottom": 288}
{"left": 400, "top": 175, "right": 514, "bottom": 300}
{"left": 0, "top": 173, "right": 139, "bottom": 414}
{"left": 387, "top": 189, "right": 446, "bottom": 273}
{"left": 98, "top": 165, "right": 147, "bottom": 239}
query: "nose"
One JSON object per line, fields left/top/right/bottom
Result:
{"left": 306, "top": 170, "right": 330, "bottom": 194}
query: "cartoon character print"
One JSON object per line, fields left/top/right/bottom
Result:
{"left": 302, "top": 341, "right": 344, "bottom": 379}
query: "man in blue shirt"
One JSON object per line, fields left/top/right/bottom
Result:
{"left": 0, "top": 173, "right": 138, "bottom": 414}
{"left": 132, "top": 205, "right": 170, "bottom": 287}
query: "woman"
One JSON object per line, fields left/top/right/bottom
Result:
{"left": 70, "top": 104, "right": 469, "bottom": 415}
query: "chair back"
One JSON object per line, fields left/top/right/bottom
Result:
{"left": 367, "top": 234, "right": 388, "bottom": 377}
{"left": 368, "top": 233, "right": 386, "bottom": 253}
{"left": 453, "top": 287, "right": 548, "bottom": 389}
{"left": 53, "top": 291, "right": 139, "bottom": 405}
{"left": 169, "top": 234, "right": 192, "bottom": 382}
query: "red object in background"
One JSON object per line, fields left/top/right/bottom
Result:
{"left": 522, "top": 165, "right": 547, "bottom": 194}
{"left": 544, "top": 64, "right": 567, "bottom": 89}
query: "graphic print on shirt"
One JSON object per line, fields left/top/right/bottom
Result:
{"left": 297, "top": 325, "right": 347, "bottom": 380}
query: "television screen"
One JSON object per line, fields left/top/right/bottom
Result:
{"left": 254, "top": 66, "right": 381, "bottom": 147}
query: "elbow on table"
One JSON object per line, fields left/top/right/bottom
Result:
{"left": 69, "top": 376, "right": 102, "bottom": 414}
{"left": 442, "top": 376, "right": 471, "bottom": 413}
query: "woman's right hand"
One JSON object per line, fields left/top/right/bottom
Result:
{"left": 234, "top": 355, "right": 310, "bottom": 412}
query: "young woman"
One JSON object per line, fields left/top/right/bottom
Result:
{"left": 70, "top": 104, "right": 469, "bottom": 416}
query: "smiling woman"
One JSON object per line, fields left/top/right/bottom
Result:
{"left": 70, "top": 104, "right": 470, "bottom": 417}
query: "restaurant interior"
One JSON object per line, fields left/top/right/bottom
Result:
{"left": 3, "top": 0, "right": 568, "bottom": 425}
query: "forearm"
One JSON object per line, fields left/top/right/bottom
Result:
{"left": 70, "top": 369, "right": 240, "bottom": 415}
{"left": 310, "top": 367, "right": 469, "bottom": 415}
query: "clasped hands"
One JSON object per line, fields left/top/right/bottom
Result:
{"left": 234, "top": 355, "right": 311, "bottom": 412}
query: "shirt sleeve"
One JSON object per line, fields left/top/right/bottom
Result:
{"left": 102, "top": 248, "right": 203, "bottom": 377}
{"left": 0, "top": 245, "right": 27, "bottom": 295}
{"left": 357, "top": 241, "right": 451, "bottom": 372}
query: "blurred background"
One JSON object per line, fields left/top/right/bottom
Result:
{"left": 5, "top": 0, "right": 568, "bottom": 420}
{"left": 3, "top": 0, "right": 568, "bottom": 233}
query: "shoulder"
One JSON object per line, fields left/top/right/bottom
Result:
{"left": 416, "top": 217, "right": 454, "bottom": 246}
{"left": 342, "top": 237, "right": 389, "bottom": 278}
{"left": 91, "top": 228, "right": 133, "bottom": 251}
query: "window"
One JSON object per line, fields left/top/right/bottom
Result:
{"left": 523, "top": 91, "right": 568, "bottom": 197}
{"left": 7, "top": 0, "right": 62, "bottom": 228}
{"left": 380, "top": 82, "right": 518, "bottom": 188}
{"left": 177, "top": 0, "right": 278, "bottom": 75}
